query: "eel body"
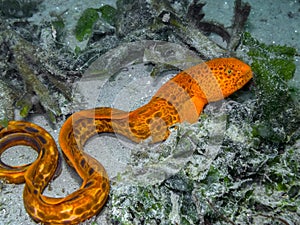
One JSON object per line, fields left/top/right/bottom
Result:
{"left": 0, "top": 58, "right": 252, "bottom": 224}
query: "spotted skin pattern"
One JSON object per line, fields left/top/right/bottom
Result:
{"left": 0, "top": 58, "right": 252, "bottom": 224}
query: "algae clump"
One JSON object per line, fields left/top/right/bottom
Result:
{"left": 99, "top": 5, "right": 117, "bottom": 25}
{"left": 75, "top": 8, "right": 100, "bottom": 42}
{"left": 75, "top": 5, "right": 117, "bottom": 42}
{"left": 242, "top": 32, "right": 298, "bottom": 143}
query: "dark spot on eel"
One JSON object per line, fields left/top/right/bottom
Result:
{"left": 37, "top": 135, "right": 47, "bottom": 144}
{"left": 25, "top": 126, "right": 39, "bottom": 133}
{"left": 84, "top": 181, "right": 94, "bottom": 188}
{"left": 89, "top": 168, "right": 94, "bottom": 176}
{"left": 75, "top": 207, "right": 84, "bottom": 215}
{"left": 102, "top": 182, "right": 107, "bottom": 190}
{"left": 80, "top": 158, "right": 86, "bottom": 168}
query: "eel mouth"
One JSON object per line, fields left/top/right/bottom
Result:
{"left": 237, "top": 68, "right": 253, "bottom": 89}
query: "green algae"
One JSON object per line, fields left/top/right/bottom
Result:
{"left": 15, "top": 94, "right": 33, "bottom": 118}
{"left": 74, "top": 5, "right": 117, "bottom": 42}
{"left": 242, "top": 32, "right": 299, "bottom": 143}
{"left": 75, "top": 8, "right": 100, "bottom": 42}
{"left": 99, "top": 5, "right": 117, "bottom": 25}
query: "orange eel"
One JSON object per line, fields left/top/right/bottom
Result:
{"left": 0, "top": 58, "right": 252, "bottom": 224}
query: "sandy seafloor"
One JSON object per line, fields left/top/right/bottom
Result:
{"left": 1, "top": 0, "right": 300, "bottom": 224}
